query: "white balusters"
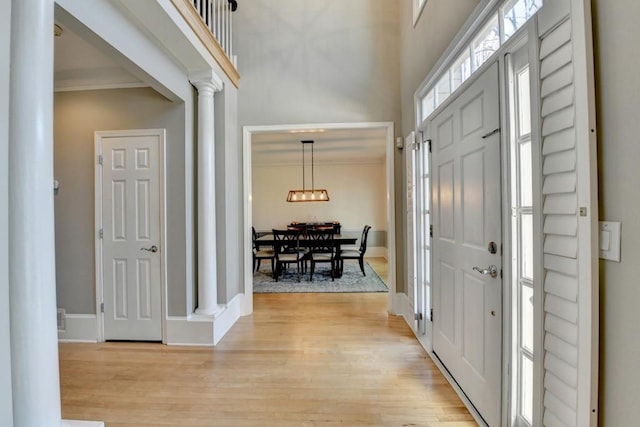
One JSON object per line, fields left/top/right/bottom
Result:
{"left": 190, "top": 0, "right": 235, "bottom": 62}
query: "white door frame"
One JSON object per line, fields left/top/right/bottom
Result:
{"left": 94, "top": 129, "right": 168, "bottom": 343}
{"left": 405, "top": 131, "right": 418, "bottom": 332}
{"left": 242, "top": 122, "right": 397, "bottom": 315}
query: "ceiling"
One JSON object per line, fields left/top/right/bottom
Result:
{"left": 251, "top": 128, "right": 388, "bottom": 166}
{"left": 53, "top": 22, "right": 143, "bottom": 92}
{"left": 53, "top": 20, "right": 388, "bottom": 166}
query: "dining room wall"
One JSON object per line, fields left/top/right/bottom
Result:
{"left": 252, "top": 161, "right": 387, "bottom": 255}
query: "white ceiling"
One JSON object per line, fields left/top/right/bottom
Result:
{"left": 53, "top": 20, "right": 388, "bottom": 166}
{"left": 53, "top": 22, "right": 143, "bottom": 92}
{"left": 251, "top": 127, "right": 387, "bottom": 165}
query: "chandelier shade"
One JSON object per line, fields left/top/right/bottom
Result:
{"left": 287, "top": 140, "right": 329, "bottom": 203}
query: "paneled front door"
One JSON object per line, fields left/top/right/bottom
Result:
{"left": 430, "top": 62, "right": 502, "bottom": 426}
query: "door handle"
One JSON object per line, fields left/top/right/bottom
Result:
{"left": 141, "top": 245, "right": 158, "bottom": 253}
{"left": 473, "top": 265, "right": 498, "bottom": 278}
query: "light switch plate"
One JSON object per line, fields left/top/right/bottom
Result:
{"left": 599, "top": 221, "right": 621, "bottom": 262}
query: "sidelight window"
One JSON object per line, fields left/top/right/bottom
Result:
{"left": 510, "top": 63, "right": 535, "bottom": 427}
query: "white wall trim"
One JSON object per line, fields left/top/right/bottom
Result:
{"left": 57, "top": 301, "right": 244, "bottom": 346}
{"left": 213, "top": 293, "right": 243, "bottom": 345}
{"left": 166, "top": 315, "right": 213, "bottom": 346}
{"left": 364, "top": 247, "right": 387, "bottom": 259}
{"left": 570, "top": 0, "right": 600, "bottom": 424}
{"left": 61, "top": 420, "right": 105, "bottom": 427}
{"left": 395, "top": 292, "right": 415, "bottom": 333}
{"left": 54, "top": 82, "right": 149, "bottom": 93}
{"left": 57, "top": 314, "right": 98, "bottom": 343}
{"left": 165, "top": 294, "right": 245, "bottom": 346}
{"left": 243, "top": 122, "right": 397, "bottom": 316}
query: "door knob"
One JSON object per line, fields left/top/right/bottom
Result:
{"left": 141, "top": 245, "right": 158, "bottom": 253}
{"left": 473, "top": 265, "right": 498, "bottom": 278}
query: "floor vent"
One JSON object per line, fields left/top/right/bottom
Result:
{"left": 57, "top": 308, "right": 66, "bottom": 332}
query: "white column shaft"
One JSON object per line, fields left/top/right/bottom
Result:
{"left": 195, "top": 82, "right": 220, "bottom": 315}
{"left": 9, "top": 0, "right": 62, "bottom": 425}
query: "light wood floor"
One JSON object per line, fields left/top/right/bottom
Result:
{"left": 365, "top": 257, "right": 388, "bottom": 285}
{"left": 59, "top": 292, "right": 476, "bottom": 427}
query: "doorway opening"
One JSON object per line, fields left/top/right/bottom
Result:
{"left": 242, "top": 122, "right": 397, "bottom": 315}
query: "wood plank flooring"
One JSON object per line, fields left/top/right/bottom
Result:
{"left": 59, "top": 292, "right": 476, "bottom": 427}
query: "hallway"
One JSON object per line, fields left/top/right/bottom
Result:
{"left": 60, "top": 293, "right": 476, "bottom": 426}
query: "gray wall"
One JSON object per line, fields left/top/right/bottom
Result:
{"left": 235, "top": 0, "right": 401, "bottom": 126}
{"left": 0, "top": 0, "right": 14, "bottom": 421}
{"left": 54, "top": 87, "right": 188, "bottom": 316}
{"left": 592, "top": 1, "right": 640, "bottom": 424}
{"left": 398, "top": 0, "right": 479, "bottom": 293}
{"left": 235, "top": 0, "right": 402, "bottom": 288}
{"left": 399, "top": 0, "right": 479, "bottom": 136}
{"left": 215, "top": 84, "right": 242, "bottom": 303}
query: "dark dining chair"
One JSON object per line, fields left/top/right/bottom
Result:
{"left": 307, "top": 228, "right": 337, "bottom": 281}
{"left": 339, "top": 225, "right": 371, "bottom": 276}
{"left": 272, "top": 229, "right": 306, "bottom": 282}
{"left": 252, "top": 226, "right": 275, "bottom": 277}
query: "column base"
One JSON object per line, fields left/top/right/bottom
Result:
{"left": 195, "top": 304, "right": 224, "bottom": 317}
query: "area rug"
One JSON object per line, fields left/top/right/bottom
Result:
{"left": 253, "top": 261, "right": 388, "bottom": 293}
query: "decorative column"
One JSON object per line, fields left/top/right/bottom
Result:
{"left": 9, "top": 0, "right": 62, "bottom": 425}
{"left": 191, "top": 71, "right": 224, "bottom": 316}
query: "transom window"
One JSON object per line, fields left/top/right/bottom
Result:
{"left": 419, "top": 0, "right": 542, "bottom": 121}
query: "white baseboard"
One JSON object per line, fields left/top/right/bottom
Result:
{"left": 166, "top": 294, "right": 245, "bottom": 346}
{"left": 389, "top": 290, "right": 406, "bottom": 317}
{"left": 365, "top": 246, "right": 387, "bottom": 258}
{"left": 213, "top": 293, "right": 243, "bottom": 345}
{"left": 56, "top": 299, "right": 244, "bottom": 347}
{"left": 395, "top": 292, "right": 414, "bottom": 328}
{"left": 58, "top": 314, "right": 98, "bottom": 343}
{"left": 62, "top": 420, "right": 105, "bottom": 427}
{"left": 166, "top": 315, "right": 214, "bottom": 346}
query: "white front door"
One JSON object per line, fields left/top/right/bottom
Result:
{"left": 431, "top": 62, "right": 502, "bottom": 426}
{"left": 98, "top": 130, "right": 164, "bottom": 341}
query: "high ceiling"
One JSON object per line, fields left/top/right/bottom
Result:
{"left": 53, "top": 19, "right": 388, "bottom": 166}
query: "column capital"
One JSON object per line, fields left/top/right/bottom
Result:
{"left": 189, "top": 69, "right": 224, "bottom": 93}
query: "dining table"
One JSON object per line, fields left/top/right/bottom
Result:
{"left": 255, "top": 233, "right": 357, "bottom": 278}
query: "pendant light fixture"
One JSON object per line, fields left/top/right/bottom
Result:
{"left": 286, "top": 140, "right": 330, "bottom": 202}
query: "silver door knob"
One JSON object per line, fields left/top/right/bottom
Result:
{"left": 141, "top": 245, "right": 158, "bottom": 253}
{"left": 473, "top": 265, "right": 498, "bottom": 278}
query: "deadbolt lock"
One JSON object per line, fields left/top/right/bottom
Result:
{"left": 488, "top": 241, "right": 497, "bottom": 254}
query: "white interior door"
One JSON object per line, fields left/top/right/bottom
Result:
{"left": 431, "top": 62, "right": 502, "bottom": 426}
{"left": 98, "top": 130, "right": 163, "bottom": 341}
